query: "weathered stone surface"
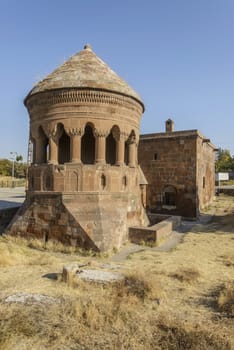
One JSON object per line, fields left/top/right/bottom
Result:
{"left": 129, "top": 215, "right": 181, "bottom": 244}
{"left": 4, "top": 292, "right": 56, "bottom": 305}
{"left": 62, "top": 263, "right": 123, "bottom": 284}
{"left": 0, "top": 207, "right": 20, "bottom": 233}
{"left": 77, "top": 270, "right": 123, "bottom": 283}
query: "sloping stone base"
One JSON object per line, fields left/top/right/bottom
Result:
{"left": 7, "top": 191, "right": 149, "bottom": 252}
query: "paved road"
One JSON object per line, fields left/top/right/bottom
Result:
{"left": 216, "top": 185, "right": 234, "bottom": 189}
{"left": 0, "top": 187, "right": 25, "bottom": 209}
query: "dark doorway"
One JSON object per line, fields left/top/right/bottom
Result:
{"left": 164, "top": 185, "right": 177, "bottom": 206}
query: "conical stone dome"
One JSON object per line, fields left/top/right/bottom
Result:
{"left": 25, "top": 44, "right": 144, "bottom": 110}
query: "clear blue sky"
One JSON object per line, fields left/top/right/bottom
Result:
{"left": 1, "top": 0, "right": 234, "bottom": 161}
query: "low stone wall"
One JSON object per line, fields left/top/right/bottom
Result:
{"left": 217, "top": 187, "right": 234, "bottom": 196}
{"left": 0, "top": 206, "right": 20, "bottom": 233}
{"left": 148, "top": 213, "right": 170, "bottom": 225}
{"left": 129, "top": 215, "right": 181, "bottom": 245}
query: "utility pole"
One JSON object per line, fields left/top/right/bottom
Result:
{"left": 10, "top": 151, "right": 18, "bottom": 180}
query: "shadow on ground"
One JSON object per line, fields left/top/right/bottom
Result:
{"left": 0, "top": 200, "right": 22, "bottom": 209}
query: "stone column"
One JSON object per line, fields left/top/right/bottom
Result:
{"left": 135, "top": 139, "right": 139, "bottom": 165}
{"left": 48, "top": 129, "right": 58, "bottom": 164}
{"left": 128, "top": 135, "right": 136, "bottom": 168}
{"left": 95, "top": 130, "right": 108, "bottom": 164}
{"left": 115, "top": 132, "right": 127, "bottom": 166}
{"left": 34, "top": 137, "right": 43, "bottom": 164}
{"left": 69, "top": 128, "right": 83, "bottom": 163}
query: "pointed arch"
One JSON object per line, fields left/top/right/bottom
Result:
{"left": 106, "top": 126, "right": 118, "bottom": 165}
{"left": 81, "top": 124, "right": 95, "bottom": 164}
{"left": 57, "top": 123, "right": 70, "bottom": 164}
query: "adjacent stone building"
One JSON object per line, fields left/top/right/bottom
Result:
{"left": 9, "top": 44, "right": 148, "bottom": 251}
{"left": 138, "top": 119, "right": 216, "bottom": 218}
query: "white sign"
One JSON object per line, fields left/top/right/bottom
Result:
{"left": 215, "top": 173, "right": 229, "bottom": 181}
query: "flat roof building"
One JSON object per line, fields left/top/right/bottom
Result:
{"left": 138, "top": 120, "right": 216, "bottom": 218}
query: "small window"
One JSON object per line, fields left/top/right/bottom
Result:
{"left": 44, "top": 174, "right": 52, "bottom": 191}
{"left": 203, "top": 177, "right": 206, "bottom": 189}
{"left": 122, "top": 176, "right": 127, "bottom": 189}
{"left": 101, "top": 174, "right": 106, "bottom": 190}
{"left": 154, "top": 153, "right": 158, "bottom": 160}
{"left": 165, "top": 192, "right": 176, "bottom": 206}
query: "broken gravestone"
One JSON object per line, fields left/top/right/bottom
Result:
{"left": 4, "top": 292, "right": 56, "bottom": 305}
{"left": 62, "top": 263, "right": 123, "bottom": 285}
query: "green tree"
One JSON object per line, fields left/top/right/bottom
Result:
{"left": 16, "top": 154, "right": 23, "bottom": 162}
{"left": 14, "top": 161, "right": 27, "bottom": 178}
{"left": 0, "top": 159, "right": 12, "bottom": 176}
{"left": 215, "top": 148, "right": 234, "bottom": 172}
{"left": 0, "top": 158, "right": 27, "bottom": 178}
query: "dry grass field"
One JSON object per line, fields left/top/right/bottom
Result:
{"left": 0, "top": 194, "right": 233, "bottom": 349}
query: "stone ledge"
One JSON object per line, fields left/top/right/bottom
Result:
{"left": 62, "top": 263, "right": 123, "bottom": 284}
{"left": 129, "top": 215, "right": 181, "bottom": 245}
{"left": 4, "top": 292, "right": 56, "bottom": 305}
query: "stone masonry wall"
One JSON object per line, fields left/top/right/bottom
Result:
{"left": 196, "top": 138, "right": 215, "bottom": 210}
{"left": 138, "top": 133, "right": 198, "bottom": 217}
{"left": 8, "top": 187, "right": 148, "bottom": 252}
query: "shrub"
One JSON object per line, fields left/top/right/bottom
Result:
{"left": 169, "top": 268, "right": 200, "bottom": 284}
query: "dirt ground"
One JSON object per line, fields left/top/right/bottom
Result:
{"left": 0, "top": 194, "right": 233, "bottom": 349}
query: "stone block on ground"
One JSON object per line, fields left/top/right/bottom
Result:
{"left": 62, "top": 263, "right": 124, "bottom": 284}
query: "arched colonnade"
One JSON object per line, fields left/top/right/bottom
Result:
{"left": 31, "top": 122, "right": 138, "bottom": 167}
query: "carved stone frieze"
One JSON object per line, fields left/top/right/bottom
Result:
{"left": 26, "top": 89, "right": 143, "bottom": 115}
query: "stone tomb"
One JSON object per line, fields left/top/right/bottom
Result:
{"left": 8, "top": 45, "right": 148, "bottom": 251}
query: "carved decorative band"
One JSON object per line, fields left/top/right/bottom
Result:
{"left": 120, "top": 131, "right": 129, "bottom": 141}
{"left": 48, "top": 129, "right": 57, "bottom": 138}
{"left": 94, "top": 129, "right": 109, "bottom": 138}
{"left": 68, "top": 127, "right": 84, "bottom": 136}
{"left": 27, "top": 89, "right": 143, "bottom": 114}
